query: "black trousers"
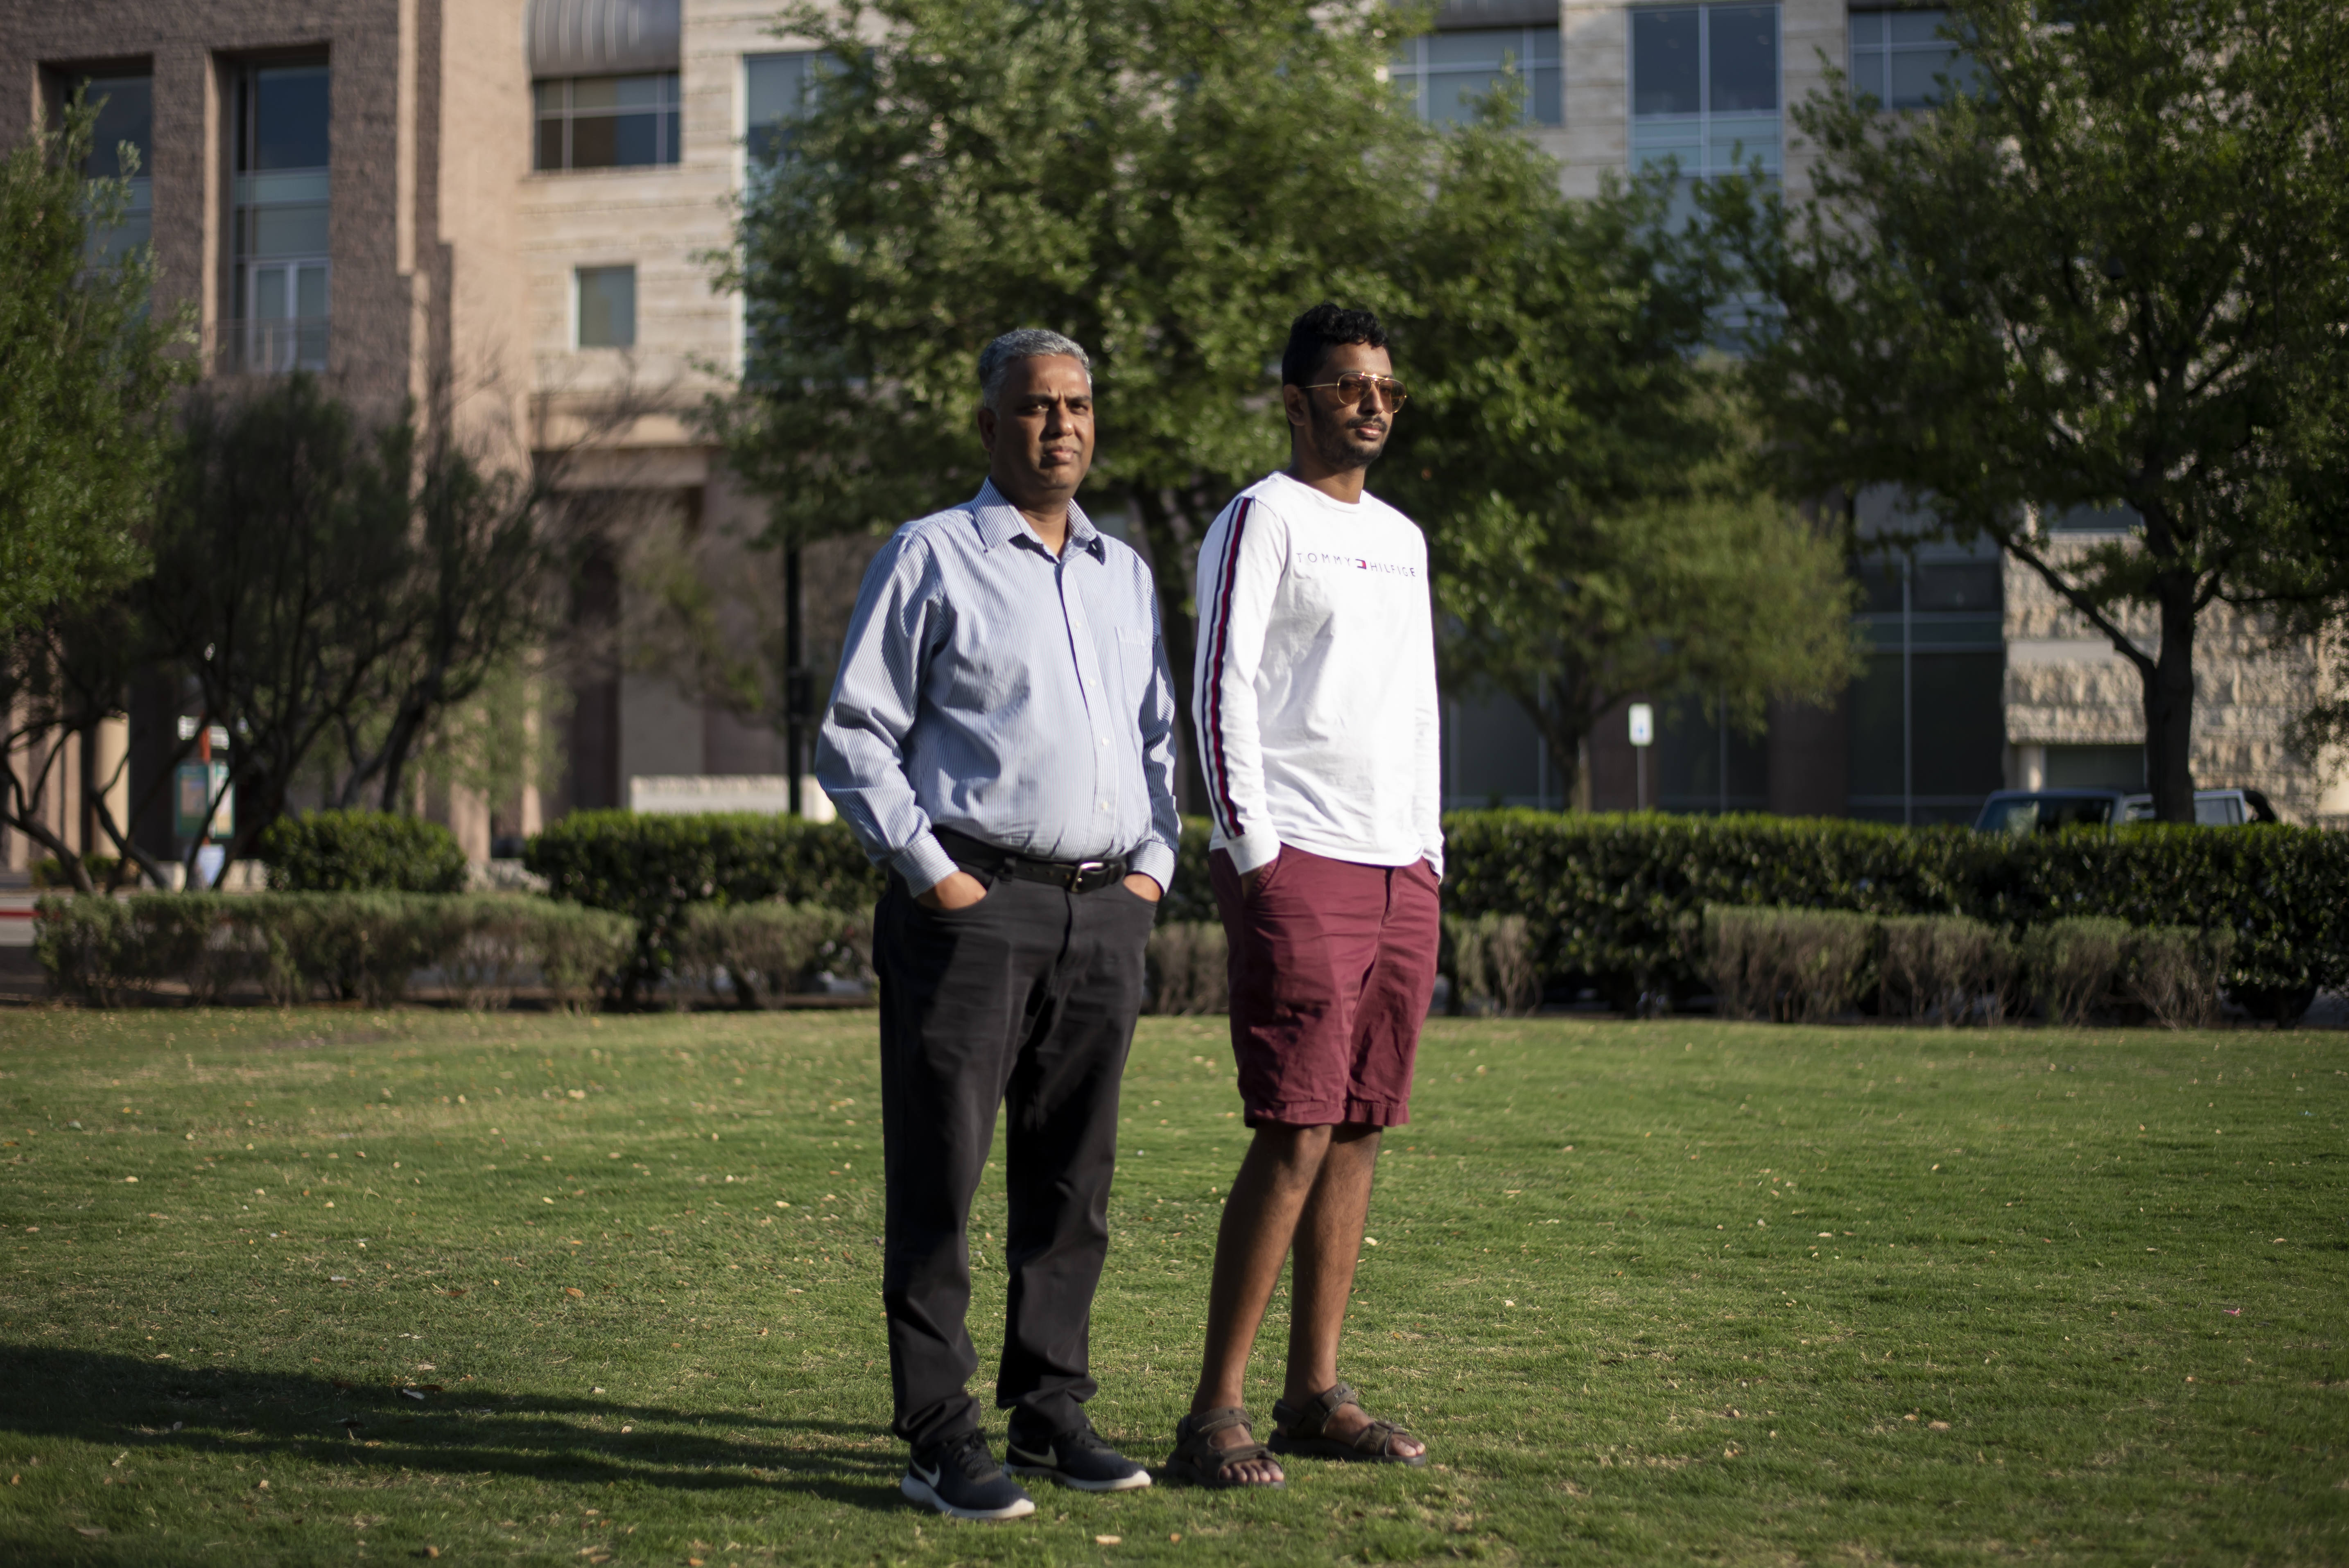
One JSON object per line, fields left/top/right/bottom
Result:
{"left": 874, "top": 863, "right": 1155, "bottom": 1450}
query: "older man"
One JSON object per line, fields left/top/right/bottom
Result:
{"left": 817, "top": 328, "right": 1178, "bottom": 1520}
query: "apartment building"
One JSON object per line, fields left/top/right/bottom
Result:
{"left": 1429, "top": 1, "right": 2349, "bottom": 825}
{"left": 0, "top": 0, "right": 854, "bottom": 873}
{"left": 2, "top": 0, "right": 2339, "bottom": 879}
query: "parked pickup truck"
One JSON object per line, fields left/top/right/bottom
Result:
{"left": 1973, "top": 786, "right": 2277, "bottom": 832}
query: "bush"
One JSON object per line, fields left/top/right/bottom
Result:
{"left": 260, "top": 810, "right": 468, "bottom": 893}
{"left": 1705, "top": 906, "right": 1876, "bottom": 1022}
{"left": 2022, "top": 917, "right": 2131, "bottom": 1026}
{"left": 672, "top": 902, "right": 871, "bottom": 1010}
{"left": 1444, "top": 913, "right": 1538, "bottom": 1016}
{"left": 525, "top": 811, "right": 883, "bottom": 994}
{"left": 1144, "top": 922, "right": 1228, "bottom": 1015}
{"left": 31, "top": 853, "right": 123, "bottom": 890}
{"left": 34, "top": 892, "right": 633, "bottom": 1010}
{"left": 1443, "top": 813, "right": 2349, "bottom": 1013}
{"left": 1879, "top": 914, "right": 2018, "bottom": 1026}
{"left": 2127, "top": 925, "right": 2235, "bottom": 1030}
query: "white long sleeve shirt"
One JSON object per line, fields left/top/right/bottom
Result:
{"left": 1190, "top": 470, "right": 1444, "bottom": 879}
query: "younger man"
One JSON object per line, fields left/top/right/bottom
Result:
{"left": 1167, "top": 304, "right": 1440, "bottom": 1488}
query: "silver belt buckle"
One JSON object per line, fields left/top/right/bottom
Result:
{"left": 1074, "top": 859, "right": 1108, "bottom": 890}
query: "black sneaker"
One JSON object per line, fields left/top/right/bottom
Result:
{"left": 901, "top": 1430, "right": 1036, "bottom": 1521}
{"left": 1006, "top": 1417, "right": 1153, "bottom": 1492}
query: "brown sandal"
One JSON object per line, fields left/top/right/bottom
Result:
{"left": 1269, "top": 1382, "right": 1427, "bottom": 1465}
{"left": 1164, "top": 1407, "right": 1286, "bottom": 1488}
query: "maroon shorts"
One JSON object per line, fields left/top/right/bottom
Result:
{"left": 1210, "top": 845, "right": 1442, "bottom": 1129}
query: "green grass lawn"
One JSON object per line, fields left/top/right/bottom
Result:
{"left": 0, "top": 1005, "right": 2342, "bottom": 1566}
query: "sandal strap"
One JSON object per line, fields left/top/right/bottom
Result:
{"left": 1180, "top": 1406, "right": 1255, "bottom": 1443}
{"left": 1271, "top": 1380, "right": 1360, "bottom": 1439}
{"left": 1175, "top": 1408, "right": 1275, "bottom": 1474}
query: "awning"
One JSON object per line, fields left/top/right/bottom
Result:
{"left": 527, "top": 0, "right": 682, "bottom": 78}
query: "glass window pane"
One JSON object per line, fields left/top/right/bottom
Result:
{"left": 572, "top": 77, "right": 621, "bottom": 110}
{"left": 254, "top": 265, "right": 287, "bottom": 322}
{"left": 1528, "top": 26, "right": 1560, "bottom": 66}
{"left": 537, "top": 116, "right": 565, "bottom": 170}
{"left": 534, "top": 80, "right": 566, "bottom": 112}
{"left": 610, "top": 112, "right": 658, "bottom": 165}
{"left": 1708, "top": 6, "right": 1778, "bottom": 113}
{"left": 252, "top": 65, "right": 330, "bottom": 170}
{"left": 577, "top": 265, "right": 635, "bottom": 348}
{"left": 2052, "top": 502, "right": 2141, "bottom": 532}
{"left": 1850, "top": 50, "right": 1886, "bottom": 103}
{"left": 1889, "top": 8, "right": 1949, "bottom": 45}
{"left": 81, "top": 76, "right": 152, "bottom": 178}
{"left": 1428, "top": 68, "right": 1496, "bottom": 124}
{"left": 570, "top": 115, "right": 619, "bottom": 167}
{"left": 614, "top": 74, "right": 665, "bottom": 108}
{"left": 1632, "top": 8, "right": 1701, "bottom": 117}
{"left": 747, "top": 53, "right": 810, "bottom": 127}
{"left": 249, "top": 203, "right": 329, "bottom": 256}
{"left": 294, "top": 263, "right": 328, "bottom": 321}
{"left": 1910, "top": 653, "right": 2005, "bottom": 795}
{"left": 665, "top": 110, "right": 680, "bottom": 161}
{"left": 1914, "top": 562, "right": 2000, "bottom": 612}
{"left": 1531, "top": 63, "right": 1561, "bottom": 124}
{"left": 1429, "top": 32, "right": 1504, "bottom": 68}
{"left": 1889, "top": 45, "right": 1956, "bottom": 108}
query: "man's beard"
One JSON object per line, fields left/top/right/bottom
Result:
{"left": 1305, "top": 402, "right": 1388, "bottom": 474}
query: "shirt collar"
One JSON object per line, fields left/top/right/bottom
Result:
{"left": 971, "top": 478, "right": 1104, "bottom": 560}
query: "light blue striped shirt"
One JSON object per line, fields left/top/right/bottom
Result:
{"left": 815, "top": 480, "right": 1182, "bottom": 895}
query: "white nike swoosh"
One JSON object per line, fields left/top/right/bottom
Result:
{"left": 1008, "top": 1445, "right": 1056, "bottom": 1467}
{"left": 911, "top": 1460, "right": 941, "bottom": 1487}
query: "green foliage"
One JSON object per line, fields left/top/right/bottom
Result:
{"left": 2125, "top": 924, "right": 2235, "bottom": 1030}
{"left": 523, "top": 811, "right": 884, "bottom": 993}
{"left": 258, "top": 810, "right": 468, "bottom": 894}
{"left": 1705, "top": 905, "right": 1878, "bottom": 1022}
{"left": 1439, "top": 811, "right": 2349, "bottom": 1011}
{"left": 672, "top": 901, "right": 872, "bottom": 1011}
{"left": 1383, "top": 105, "right": 1856, "bottom": 797}
{"left": 1442, "top": 912, "right": 1539, "bottom": 1017}
{"left": 1143, "top": 921, "right": 1229, "bottom": 1017}
{"left": 1879, "top": 913, "right": 2018, "bottom": 1024}
{"left": 1708, "top": 0, "right": 2349, "bottom": 820}
{"left": 2021, "top": 917, "right": 2132, "bottom": 1026}
{"left": 0, "top": 95, "right": 193, "bottom": 633}
{"left": 34, "top": 892, "right": 632, "bottom": 1010}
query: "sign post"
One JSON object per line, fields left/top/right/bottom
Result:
{"left": 1628, "top": 702, "right": 1654, "bottom": 812}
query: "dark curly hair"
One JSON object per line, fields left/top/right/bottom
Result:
{"left": 1280, "top": 302, "right": 1390, "bottom": 389}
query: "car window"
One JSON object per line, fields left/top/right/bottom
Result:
{"left": 2194, "top": 795, "right": 2244, "bottom": 826}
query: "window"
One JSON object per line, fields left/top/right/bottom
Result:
{"left": 535, "top": 75, "right": 681, "bottom": 170}
{"left": 233, "top": 62, "right": 330, "bottom": 373}
{"left": 577, "top": 265, "right": 636, "bottom": 348}
{"left": 1848, "top": 9, "right": 1975, "bottom": 109}
{"left": 1630, "top": 5, "right": 1781, "bottom": 182}
{"left": 746, "top": 52, "right": 817, "bottom": 163}
{"left": 63, "top": 72, "right": 152, "bottom": 266}
{"left": 2048, "top": 502, "right": 2141, "bottom": 533}
{"left": 1391, "top": 27, "right": 1561, "bottom": 127}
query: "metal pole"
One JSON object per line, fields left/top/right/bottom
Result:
{"left": 1717, "top": 685, "right": 1728, "bottom": 815}
{"left": 785, "top": 544, "right": 805, "bottom": 817}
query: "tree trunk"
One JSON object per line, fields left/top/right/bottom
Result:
{"left": 1122, "top": 486, "right": 1206, "bottom": 814}
{"left": 2145, "top": 573, "right": 2198, "bottom": 823}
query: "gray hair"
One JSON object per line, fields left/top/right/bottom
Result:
{"left": 977, "top": 328, "right": 1092, "bottom": 409}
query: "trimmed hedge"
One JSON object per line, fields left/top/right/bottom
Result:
{"left": 521, "top": 808, "right": 2348, "bottom": 1019}
{"left": 524, "top": 811, "right": 881, "bottom": 994}
{"left": 672, "top": 901, "right": 872, "bottom": 1010}
{"left": 35, "top": 892, "right": 632, "bottom": 1010}
{"left": 1442, "top": 812, "right": 2349, "bottom": 1017}
{"left": 258, "top": 810, "right": 468, "bottom": 894}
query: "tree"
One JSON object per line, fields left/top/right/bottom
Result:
{"left": 0, "top": 93, "right": 191, "bottom": 633}
{"left": 711, "top": 0, "right": 1429, "bottom": 802}
{"left": 1709, "top": 0, "right": 2349, "bottom": 821}
{"left": 1381, "top": 105, "right": 1857, "bottom": 804}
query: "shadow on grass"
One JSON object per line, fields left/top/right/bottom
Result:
{"left": 0, "top": 1345, "right": 906, "bottom": 1512}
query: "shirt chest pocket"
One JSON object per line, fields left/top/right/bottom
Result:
{"left": 1112, "top": 626, "right": 1157, "bottom": 701}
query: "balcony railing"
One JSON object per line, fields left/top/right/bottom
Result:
{"left": 214, "top": 316, "right": 329, "bottom": 375}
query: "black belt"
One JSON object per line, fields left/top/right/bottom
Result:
{"left": 933, "top": 827, "right": 1129, "bottom": 893}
